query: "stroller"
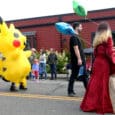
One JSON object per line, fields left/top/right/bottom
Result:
{"left": 83, "top": 48, "right": 94, "bottom": 77}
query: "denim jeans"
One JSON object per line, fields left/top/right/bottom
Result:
{"left": 39, "top": 63, "right": 47, "bottom": 79}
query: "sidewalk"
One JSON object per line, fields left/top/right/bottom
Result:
{"left": 46, "top": 73, "right": 69, "bottom": 80}
{"left": 28, "top": 73, "right": 69, "bottom": 81}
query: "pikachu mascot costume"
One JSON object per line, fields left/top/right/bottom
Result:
{"left": 0, "top": 17, "right": 32, "bottom": 91}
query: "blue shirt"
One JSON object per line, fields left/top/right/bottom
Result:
{"left": 32, "top": 63, "right": 39, "bottom": 71}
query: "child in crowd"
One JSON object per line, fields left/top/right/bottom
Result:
{"left": 31, "top": 59, "right": 39, "bottom": 82}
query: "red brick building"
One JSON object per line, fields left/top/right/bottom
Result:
{"left": 7, "top": 8, "right": 115, "bottom": 52}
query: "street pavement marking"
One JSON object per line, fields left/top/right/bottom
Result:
{"left": 0, "top": 92, "right": 82, "bottom": 102}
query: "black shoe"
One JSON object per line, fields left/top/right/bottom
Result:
{"left": 19, "top": 84, "right": 27, "bottom": 90}
{"left": 10, "top": 83, "right": 18, "bottom": 92}
{"left": 72, "top": 92, "right": 76, "bottom": 95}
{"left": 10, "top": 86, "right": 18, "bottom": 92}
{"left": 20, "top": 86, "right": 28, "bottom": 90}
{"left": 20, "top": 87, "right": 28, "bottom": 90}
{"left": 68, "top": 92, "right": 76, "bottom": 97}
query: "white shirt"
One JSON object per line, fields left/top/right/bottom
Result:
{"left": 39, "top": 53, "right": 46, "bottom": 63}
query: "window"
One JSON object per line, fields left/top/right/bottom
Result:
{"left": 23, "top": 31, "right": 37, "bottom": 50}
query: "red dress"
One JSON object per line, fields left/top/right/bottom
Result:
{"left": 80, "top": 38, "right": 114, "bottom": 114}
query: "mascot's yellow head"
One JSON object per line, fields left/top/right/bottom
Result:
{"left": 0, "top": 17, "right": 26, "bottom": 53}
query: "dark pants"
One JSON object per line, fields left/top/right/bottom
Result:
{"left": 50, "top": 64, "right": 57, "bottom": 79}
{"left": 68, "top": 65, "right": 88, "bottom": 94}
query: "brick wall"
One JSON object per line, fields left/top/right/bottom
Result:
{"left": 7, "top": 8, "right": 115, "bottom": 51}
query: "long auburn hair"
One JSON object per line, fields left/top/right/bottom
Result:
{"left": 93, "top": 21, "right": 112, "bottom": 48}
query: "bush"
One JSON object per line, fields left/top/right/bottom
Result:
{"left": 56, "top": 51, "right": 69, "bottom": 73}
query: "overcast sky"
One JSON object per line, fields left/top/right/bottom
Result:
{"left": 1, "top": 0, "right": 115, "bottom": 21}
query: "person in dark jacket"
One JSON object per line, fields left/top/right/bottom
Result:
{"left": 47, "top": 48, "right": 57, "bottom": 80}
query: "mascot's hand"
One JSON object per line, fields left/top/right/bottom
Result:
{"left": 24, "top": 51, "right": 32, "bottom": 58}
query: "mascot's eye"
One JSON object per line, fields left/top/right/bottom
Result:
{"left": 24, "top": 42, "right": 26, "bottom": 46}
{"left": 14, "top": 32, "right": 19, "bottom": 38}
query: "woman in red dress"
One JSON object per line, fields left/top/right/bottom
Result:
{"left": 80, "top": 22, "right": 114, "bottom": 114}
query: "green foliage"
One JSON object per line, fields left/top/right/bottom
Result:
{"left": 36, "top": 51, "right": 40, "bottom": 59}
{"left": 46, "top": 50, "right": 70, "bottom": 73}
{"left": 46, "top": 64, "right": 50, "bottom": 73}
{"left": 56, "top": 51, "right": 69, "bottom": 73}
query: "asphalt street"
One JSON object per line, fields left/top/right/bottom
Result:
{"left": 0, "top": 78, "right": 114, "bottom": 115}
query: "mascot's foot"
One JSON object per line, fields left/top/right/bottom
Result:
{"left": 10, "top": 84, "right": 18, "bottom": 92}
{"left": 19, "top": 83, "right": 27, "bottom": 90}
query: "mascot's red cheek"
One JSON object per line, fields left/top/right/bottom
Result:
{"left": 13, "top": 40, "right": 20, "bottom": 47}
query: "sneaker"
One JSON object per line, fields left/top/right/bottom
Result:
{"left": 10, "top": 83, "right": 18, "bottom": 92}
{"left": 20, "top": 87, "right": 28, "bottom": 90}
{"left": 72, "top": 92, "right": 76, "bottom": 95}
{"left": 10, "top": 86, "right": 18, "bottom": 92}
{"left": 19, "top": 84, "right": 27, "bottom": 90}
{"left": 68, "top": 92, "right": 76, "bottom": 97}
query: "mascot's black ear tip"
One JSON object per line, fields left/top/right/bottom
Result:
{"left": 0, "top": 17, "right": 3, "bottom": 24}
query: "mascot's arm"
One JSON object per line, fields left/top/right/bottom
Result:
{"left": 24, "top": 51, "right": 32, "bottom": 58}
